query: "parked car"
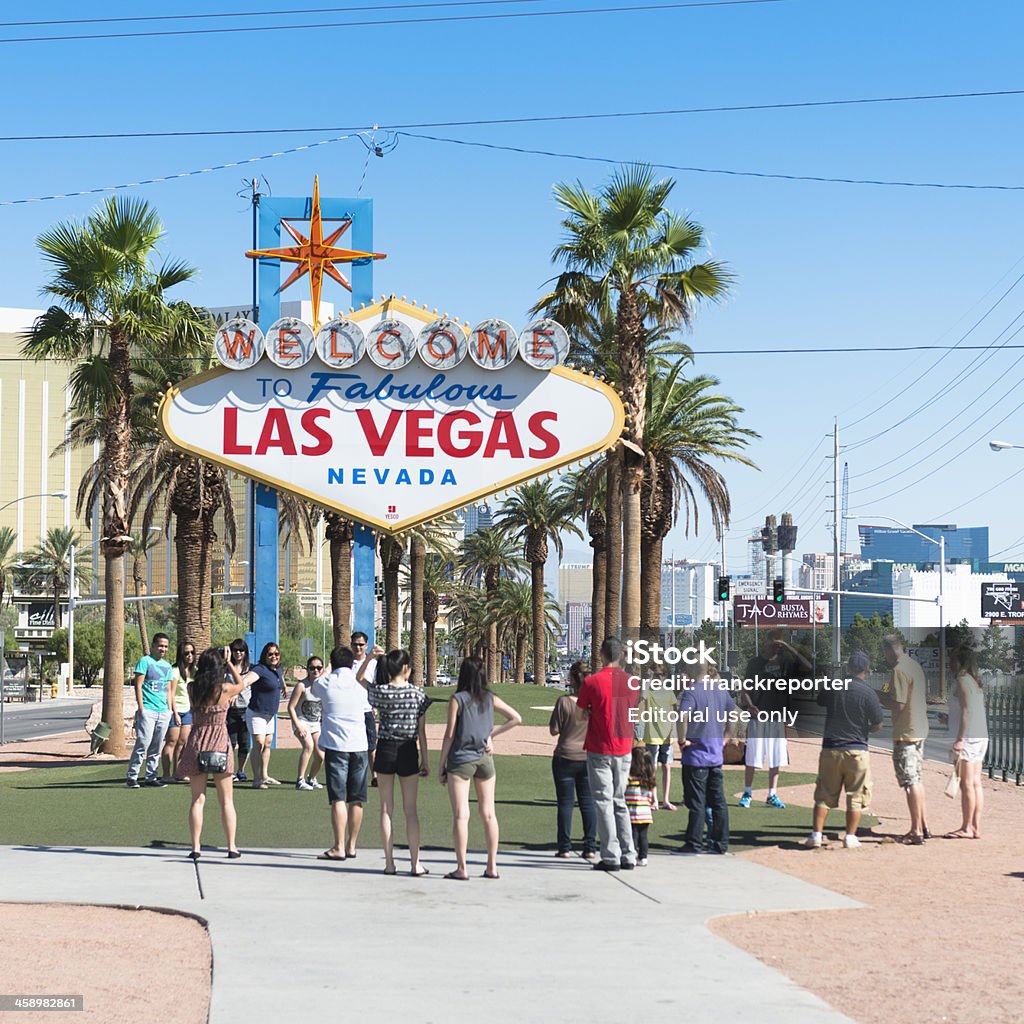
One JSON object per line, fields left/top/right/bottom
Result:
{"left": 524, "top": 672, "right": 534, "bottom": 683}
{"left": 434, "top": 673, "right": 453, "bottom": 686}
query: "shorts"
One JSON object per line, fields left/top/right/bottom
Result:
{"left": 245, "top": 709, "right": 277, "bottom": 737}
{"left": 892, "top": 740, "right": 924, "bottom": 789}
{"left": 294, "top": 719, "right": 321, "bottom": 737}
{"left": 172, "top": 710, "right": 192, "bottom": 727}
{"left": 957, "top": 738, "right": 988, "bottom": 763}
{"left": 446, "top": 753, "right": 496, "bottom": 781}
{"left": 364, "top": 710, "right": 378, "bottom": 753}
{"left": 745, "top": 733, "right": 789, "bottom": 770}
{"left": 374, "top": 737, "right": 420, "bottom": 777}
{"left": 646, "top": 741, "right": 672, "bottom": 765}
{"left": 324, "top": 749, "right": 369, "bottom": 805}
{"left": 814, "top": 748, "right": 872, "bottom": 811}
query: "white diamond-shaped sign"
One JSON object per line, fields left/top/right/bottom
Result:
{"left": 160, "top": 302, "right": 623, "bottom": 534}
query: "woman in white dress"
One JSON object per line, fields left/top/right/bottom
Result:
{"left": 945, "top": 646, "right": 988, "bottom": 839}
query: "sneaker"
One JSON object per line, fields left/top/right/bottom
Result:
{"left": 803, "top": 833, "right": 822, "bottom": 849}
{"left": 307, "top": 778, "right": 324, "bottom": 790}
{"left": 126, "top": 778, "right": 141, "bottom": 789}
{"left": 765, "top": 793, "right": 786, "bottom": 809}
{"left": 142, "top": 778, "right": 168, "bottom": 789}
{"left": 234, "top": 771, "right": 248, "bottom": 783}
{"left": 637, "top": 857, "right": 648, "bottom": 867}
{"left": 619, "top": 860, "right": 635, "bottom": 871}
{"left": 842, "top": 834, "right": 862, "bottom": 849}
{"left": 592, "top": 861, "right": 620, "bottom": 872}
{"left": 296, "top": 778, "right": 314, "bottom": 791}
{"left": 738, "top": 793, "right": 752, "bottom": 808}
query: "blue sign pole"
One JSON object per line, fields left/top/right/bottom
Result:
{"left": 248, "top": 193, "right": 376, "bottom": 659}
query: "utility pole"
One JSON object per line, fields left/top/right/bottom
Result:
{"left": 245, "top": 177, "right": 265, "bottom": 635}
{"left": 832, "top": 422, "right": 841, "bottom": 671}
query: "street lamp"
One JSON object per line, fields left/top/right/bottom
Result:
{"left": 0, "top": 491, "right": 68, "bottom": 516}
{"left": 989, "top": 440, "right": 1024, "bottom": 452}
{"left": 849, "top": 514, "right": 947, "bottom": 695}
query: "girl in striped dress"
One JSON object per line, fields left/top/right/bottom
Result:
{"left": 625, "top": 746, "right": 656, "bottom": 866}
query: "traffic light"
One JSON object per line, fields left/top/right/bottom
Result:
{"left": 773, "top": 578, "right": 785, "bottom": 603}
{"left": 717, "top": 576, "right": 731, "bottom": 602}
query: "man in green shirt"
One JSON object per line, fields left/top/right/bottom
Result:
{"left": 126, "top": 633, "right": 174, "bottom": 789}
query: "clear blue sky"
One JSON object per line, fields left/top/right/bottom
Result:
{"left": 3, "top": 1, "right": 1024, "bottom": 572}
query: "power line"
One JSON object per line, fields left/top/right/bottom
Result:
{"left": 0, "top": 1, "right": 781, "bottom": 45}
{"left": 0, "top": 1, "right": 554, "bottom": 28}
{"left": 7, "top": 86, "right": 1024, "bottom": 142}
{"left": 399, "top": 130, "right": 1024, "bottom": 191}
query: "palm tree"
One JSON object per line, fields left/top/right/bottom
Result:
{"left": 380, "top": 535, "right": 405, "bottom": 650}
{"left": 0, "top": 527, "right": 17, "bottom": 611}
{"left": 401, "top": 518, "right": 458, "bottom": 683}
{"left": 128, "top": 530, "right": 161, "bottom": 655}
{"left": 461, "top": 528, "right": 525, "bottom": 683}
{"left": 19, "top": 527, "right": 91, "bottom": 630}
{"left": 490, "top": 578, "right": 562, "bottom": 684}
{"left": 495, "top": 481, "right": 582, "bottom": 685}
{"left": 421, "top": 553, "right": 452, "bottom": 685}
{"left": 533, "top": 166, "right": 731, "bottom": 641}
{"left": 23, "top": 197, "right": 208, "bottom": 754}
{"left": 323, "top": 512, "right": 354, "bottom": 647}
{"left": 639, "top": 360, "right": 757, "bottom": 647}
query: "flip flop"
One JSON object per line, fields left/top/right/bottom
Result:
{"left": 383, "top": 866, "right": 397, "bottom": 875}
{"left": 444, "top": 870, "right": 468, "bottom": 880}
{"left": 482, "top": 870, "right": 500, "bottom": 879}
{"left": 317, "top": 850, "right": 345, "bottom": 861}
{"left": 411, "top": 866, "right": 430, "bottom": 877}
{"left": 345, "top": 851, "right": 357, "bottom": 859}
{"left": 943, "top": 830, "right": 973, "bottom": 839}
{"left": 265, "top": 777, "right": 282, "bottom": 786}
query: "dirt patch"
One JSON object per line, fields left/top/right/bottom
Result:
{"left": 0, "top": 903, "right": 210, "bottom": 1024}
{"left": 712, "top": 737, "right": 1024, "bottom": 1024}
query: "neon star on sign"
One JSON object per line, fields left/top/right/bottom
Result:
{"left": 245, "top": 176, "right": 386, "bottom": 329}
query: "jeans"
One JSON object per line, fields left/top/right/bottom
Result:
{"left": 586, "top": 752, "right": 635, "bottom": 865}
{"left": 682, "top": 764, "right": 729, "bottom": 853}
{"left": 632, "top": 822, "right": 649, "bottom": 860}
{"left": 552, "top": 756, "right": 597, "bottom": 853}
{"left": 127, "top": 709, "right": 171, "bottom": 782}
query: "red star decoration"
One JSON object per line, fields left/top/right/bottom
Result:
{"left": 245, "top": 176, "right": 386, "bottom": 328}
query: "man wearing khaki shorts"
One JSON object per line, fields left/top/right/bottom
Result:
{"left": 805, "top": 651, "right": 884, "bottom": 849}
{"left": 880, "top": 636, "right": 930, "bottom": 845}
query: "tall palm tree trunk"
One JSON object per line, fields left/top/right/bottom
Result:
{"left": 425, "top": 619, "right": 437, "bottom": 686}
{"left": 640, "top": 531, "right": 663, "bottom": 653}
{"left": 194, "top": 519, "right": 216, "bottom": 651}
{"left": 410, "top": 536, "right": 425, "bottom": 684}
{"left": 604, "top": 455, "right": 623, "bottom": 639}
{"left": 175, "top": 511, "right": 205, "bottom": 652}
{"left": 327, "top": 517, "right": 353, "bottom": 647}
{"left": 514, "top": 633, "right": 527, "bottom": 685}
{"left": 617, "top": 289, "right": 648, "bottom": 645}
{"left": 485, "top": 569, "right": 500, "bottom": 685}
{"left": 588, "top": 508, "right": 607, "bottom": 672}
{"left": 381, "top": 537, "right": 403, "bottom": 650}
{"left": 132, "top": 550, "right": 150, "bottom": 655}
{"left": 99, "top": 335, "right": 132, "bottom": 757}
{"left": 530, "top": 558, "right": 546, "bottom": 686}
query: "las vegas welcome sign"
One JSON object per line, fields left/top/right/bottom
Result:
{"left": 159, "top": 296, "right": 625, "bottom": 534}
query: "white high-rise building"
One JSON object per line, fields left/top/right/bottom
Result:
{"left": 892, "top": 564, "right": 1009, "bottom": 628}
{"left": 564, "top": 602, "right": 592, "bottom": 654}
{"left": 661, "top": 560, "right": 721, "bottom": 628}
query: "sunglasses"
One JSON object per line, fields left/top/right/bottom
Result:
{"left": 309, "top": 664, "right": 324, "bottom": 671}
{"left": 353, "top": 642, "right": 367, "bottom": 648}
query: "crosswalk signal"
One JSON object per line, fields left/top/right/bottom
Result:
{"left": 717, "top": 576, "right": 730, "bottom": 602}
{"left": 773, "top": 578, "right": 785, "bottom": 603}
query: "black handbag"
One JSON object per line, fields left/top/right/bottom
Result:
{"left": 198, "top": 750, "right": 228, "bottom": 773}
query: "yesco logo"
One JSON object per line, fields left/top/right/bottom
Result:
{"left": 214, "top": 313, "right": 570, "bottom": 373}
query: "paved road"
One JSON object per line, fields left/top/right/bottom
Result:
{"left": 0, "top": 699, "right": 94, "bottom": 743}
{"left": 4, "top": 844, "right": 859, "bottom": 1024}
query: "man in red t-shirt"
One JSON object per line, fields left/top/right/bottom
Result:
{"left": 577, "top": 637, "right": 641, "bottom": 871}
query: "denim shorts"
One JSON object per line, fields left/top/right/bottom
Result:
{"left": 173, "top": 710, "right": 193, "bottom": 727}
{"left": 364, "top": 711, "right": 378, "bottom": 752}
{"left": 646, "top": 741, "right": 672, "bottom": 765}
{"left": 324, "top": 749, "right": 369, "bottom": 805}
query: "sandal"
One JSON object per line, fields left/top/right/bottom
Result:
{"left": 900, "top": 832, "right": 925, "bottom": 846}
{"left": 317, "top": 850, "right": 345, "bottom": 861}
{"left": 482, "top": 870, "right": 500, "bottom": 879}
{"left": 444, "top": 870, "right": 468, "bottom": 880}
{"left": 942, "top": 829, "right": 973, "bottom": 839}
{"left": 411, "top": 866, "right": 430, "bottom": 877}
{"left": 383, "top": 865, "right": 397, "bottom": 875}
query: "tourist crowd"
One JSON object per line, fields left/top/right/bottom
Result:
{"left": 123, "top": 627, "right": 988, "bottom": 870}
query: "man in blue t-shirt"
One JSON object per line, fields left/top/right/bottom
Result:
{"left": 675, "top": 671, "right": 737, "bottom": 855}
{"left": 126, "top": 633, "right": 174, "bottom": 789}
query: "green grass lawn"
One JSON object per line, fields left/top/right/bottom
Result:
{"left": 0, "top": 750, "right": 870, "bottom": 854}
{"left": 424, "top": 681, "right": 563, "bottom": 727}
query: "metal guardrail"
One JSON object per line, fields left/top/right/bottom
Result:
{"left": 984, "top": 688, "right": 1024, "bottom": 784}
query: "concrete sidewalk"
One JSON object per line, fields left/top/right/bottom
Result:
{"left": 3, "top": 844, "right": 859, "bottom": 1024}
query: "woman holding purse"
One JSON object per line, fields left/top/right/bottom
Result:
{"left": 945, "top": 646, "right": 988, "bottom": 839}
{"left": 179, "top": 646, "right": 248, "bottom": 859}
